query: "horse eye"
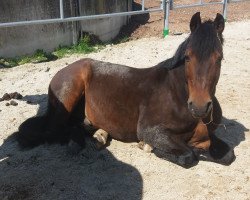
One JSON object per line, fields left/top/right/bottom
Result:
{"left": 216, "top": 58, "right": 222, "bottom": 65}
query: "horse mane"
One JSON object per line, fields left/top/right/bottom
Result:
{"left": 157, "top": 20, "right": 224, "bottom": 70}
{"left": 156, "top": 38, "right": 189, "bottom": 70}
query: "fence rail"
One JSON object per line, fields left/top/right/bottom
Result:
{"left": 0, "top": 0, "right": 164, "bottom": 28}
{"left": 0, "top": 8, "right": 163, "bottom": 28}
{"left": 0, "top": 0, "right": 247, "bottom": 36}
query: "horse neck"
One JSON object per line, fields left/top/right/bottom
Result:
{"left": 153, "top": 37, "right": 190, "bottom": 102}
{"left": 168, "top": 64, "right": 189, "bottom": 104}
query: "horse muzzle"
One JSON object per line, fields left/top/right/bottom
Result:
{"left": 188, "top": 100, "right": 213, "bottom": 118}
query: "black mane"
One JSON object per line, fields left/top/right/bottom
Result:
{"left": 156, "top": 38, "right": 189, "bottom": 70}
{"left": 158, "top": 20, "right": 224, "bottom": 70}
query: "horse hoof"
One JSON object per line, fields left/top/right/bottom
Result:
{"left": 138, "top": 141, "right": 153, "bottom": 153}
{"left": 199, "top": 149, "right": 235, "bottom": 166}
{"left": 220, "top": 150, "right": 236, "bottom": 165}
{"left": 93, "top": 129, "right": 108, "bottom": 150}
{"left": 177, "top": 152, "right": 198, "bottom": 168}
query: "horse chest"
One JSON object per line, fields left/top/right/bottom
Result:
{"left": 138, "top": 98, "right": 198, "bottom": 135}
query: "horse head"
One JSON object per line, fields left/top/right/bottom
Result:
{"left": 185, "top": 12, "right": 225, "bottom": 118}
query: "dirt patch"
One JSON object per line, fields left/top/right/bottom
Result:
{"left": 0, "top": 18, "right": 250, "bottom": 200}
{"left": 121, "top": 0, "right": 250, "bottom": 39}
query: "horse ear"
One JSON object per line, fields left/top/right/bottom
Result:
{"left": 214, "top": 13, "right": 225, "bottom": 34}
{"left": 190, "top": 12, "right": 201, "bottom": 33}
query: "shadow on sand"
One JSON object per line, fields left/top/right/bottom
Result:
{"left": 216, "top": 117, "right": 248, "bottom": 149}
{"left": 0, "top": 136, "right": 143, "bottom": 200}
{"left": 0, "top": 93, "right": 143, "bottom": 199}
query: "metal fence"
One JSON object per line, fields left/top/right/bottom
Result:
{"left": 229, "top": 0, "right": 240, "bottom": 1}
{"left": 0, "top": 0, "right": 246, "bottom": 37}
{"left": 0, "top": 0, "right": 163, "bottom": 28}
{"left": 163, "top": 0, "right": 228, "bottom": 36}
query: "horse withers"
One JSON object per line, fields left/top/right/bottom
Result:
{"left": 18, "top": 12, "right": 235, "bottom": 167}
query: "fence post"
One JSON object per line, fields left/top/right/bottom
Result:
{"left": 223, "top": 0, "right": 228, "bottom": 21}
{"left": 163, "top": 0, "right": 170, "bottom": 37}
{"left": 142, "top": 0, "right": 145, "bottom": 11}
{"left": 60, "top": 0, "right": 64, "bottom": 19}
{"left": 170, "top": 0, "right": 174, "bottom": 10}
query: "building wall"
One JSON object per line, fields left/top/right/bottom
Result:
{"left": 79, "top": 0, "right": 131, "bottom": 41}
{"left": 0, "top": 0, "right": 132, "bottom": 58}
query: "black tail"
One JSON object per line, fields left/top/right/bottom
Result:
{"left": 17, "top": 114, "right": 87, "bottom": 148}
{"left": 17, "top": 95, "right": 89, "bottom": 148}
{"left": 17, "top": 116, "right": 49, "bottom": 148}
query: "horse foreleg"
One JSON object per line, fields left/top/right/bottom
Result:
{"left": 202, "top": 97, "right": 235, "bottom": 165}
{"left": 137, "top": 127, "right": 198, "bottom": 168}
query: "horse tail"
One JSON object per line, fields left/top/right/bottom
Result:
{"left": 17, "top": 98, "right": 87, "bottom": 148}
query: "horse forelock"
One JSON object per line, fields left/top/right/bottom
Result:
{"left": 189, "top": 20, "right": 223, "bottom": 62}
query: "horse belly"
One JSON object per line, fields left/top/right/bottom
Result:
{"left": 85, "top": 93, "right": 139, "bottom": 142}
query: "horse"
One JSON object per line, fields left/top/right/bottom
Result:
{"left": 17, "top": 12, "right": 235, "bottom": 167}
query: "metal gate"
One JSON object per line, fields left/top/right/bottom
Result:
{"left": 163, "top": 0, "right": 229, "bottom": 36}
{"left": 0, "top": 0, "right": 163, "bottom": 28}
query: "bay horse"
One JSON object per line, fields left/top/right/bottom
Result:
{"left": 17, "top": 12, "right": 235, "bottom": 167}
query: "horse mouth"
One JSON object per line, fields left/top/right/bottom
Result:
{"left": 190, "top": 110, "right": 210, "bottom": 119}
{"left": 188, "top": 102, "right": 213, "bottom": 119}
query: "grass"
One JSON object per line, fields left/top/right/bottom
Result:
{"left": 0, "top": 34, "right": 130, "bottom": 68}
{"left": 53, "top": 35, "right": 100, "bottom": 59}
{"left": 0, "top": 35, "right": 103, "bottom": 68}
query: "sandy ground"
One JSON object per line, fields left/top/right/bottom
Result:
{"left": 0, "top": 20, "right": 250, "bottom": 200}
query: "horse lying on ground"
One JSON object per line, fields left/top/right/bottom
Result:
{"left": 17, "top": 12, "right": 235, "bottom": 167}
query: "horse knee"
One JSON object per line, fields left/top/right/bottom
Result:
{"left": 93, "top": 129, "right": 109, "bottom": 150}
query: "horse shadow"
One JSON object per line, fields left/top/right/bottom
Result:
{"left": 0, "top": 135, "right": 143, "bottom": 200}
{"left": 215, "top": 117, "right": 248, "bottom": 149}
{"left": 0, "top": 93, "right": 143, "bottom": 199}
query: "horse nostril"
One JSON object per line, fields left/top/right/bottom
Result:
{"left": 188, "top": 101, "right": 193, "bottom": 107}
{"left": 206, "top": 101, "right": 213, "bottom": 112}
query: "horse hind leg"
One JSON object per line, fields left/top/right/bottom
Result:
{"left": 138, "top": 141, "right": 153, "bottom": 153}
{"left": 93, "top": 129, "right": 110, "bottom": 150}
{"left": 68, "top": 96, "right": 87, "bottom": 148}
